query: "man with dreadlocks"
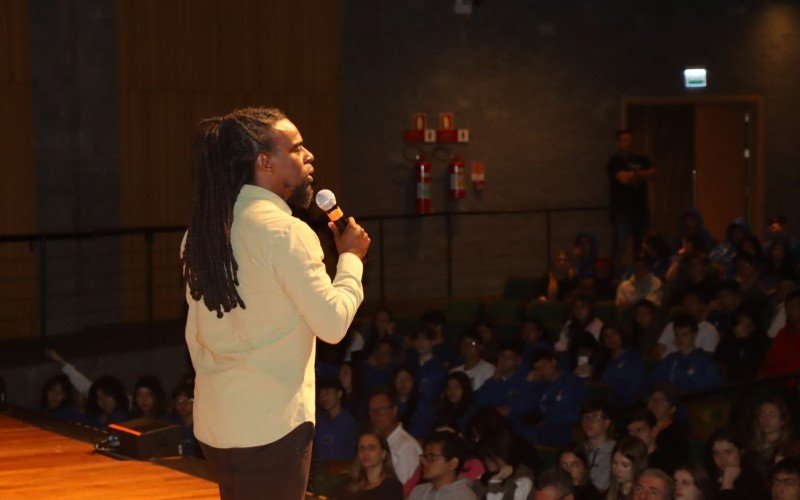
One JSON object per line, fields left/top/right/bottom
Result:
{"left": 181, "top": 107, "right": 370, "bottom": 499}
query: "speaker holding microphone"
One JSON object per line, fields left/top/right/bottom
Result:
{"left": 315, "top": 189, "right": 349, "bottom": 233}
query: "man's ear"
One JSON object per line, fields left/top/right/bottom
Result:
{"left": 257, "top": 152, "right": 272, "bottom": 172}
{"left": 447, "top": 457, "right": 459, "bottom": 472}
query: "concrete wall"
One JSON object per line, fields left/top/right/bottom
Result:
{"left": 29, "top": 0, "right": 121, "bottom": 333}
{"left": 0, "top": 345, "right": 192, "bottom": 410}
{"left": 340, "top": 0, "right": 800, "bottom": 301}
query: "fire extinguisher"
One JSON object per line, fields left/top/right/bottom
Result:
{"left": 449, "top": 154, "right": 466, "bottom": 199}
{"left": 415, "top": 154, "right": 432, "bottom": 214}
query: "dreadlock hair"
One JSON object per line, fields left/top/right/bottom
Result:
{"left": 181, "top": 107, "right": 287, "bottom": 317}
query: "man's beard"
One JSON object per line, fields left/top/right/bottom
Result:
{"left": 287, "top": 178, "right": 314, "bottom": 209}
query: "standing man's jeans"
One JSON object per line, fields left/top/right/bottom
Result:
{"left": 199, "top": 422, "right": 314, "bottom": 500}
{"left": 610, "top": 209, "right": 649, "bottom": 270}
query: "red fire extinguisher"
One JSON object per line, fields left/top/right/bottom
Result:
{"left": 415, "top": 154, "right": 432, "bottom": 214}
{"left": 449, "top": 154, "right": 466, "bottom": 199}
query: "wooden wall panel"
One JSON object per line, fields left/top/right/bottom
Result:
{"left": 0, "top": 0, "right": 37, "bottom": 338}
{"left": 117, "top": 0, "right": 341, "bottom": 321}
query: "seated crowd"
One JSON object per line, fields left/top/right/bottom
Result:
{"left": 309, "top": 211, "right": 800, "bottom": 499}
{"left": 39, "top": 349, "right": 201, "bottom": 458}
{"left": 33, "top": 210, "right": 800, "bottom": 499}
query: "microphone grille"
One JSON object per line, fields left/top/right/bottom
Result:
{"left": 315, "top": 189, "right": 337, "bottom": 211}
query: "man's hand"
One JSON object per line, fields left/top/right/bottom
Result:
{"left": 329, "top": 217, "right": 370, "bottom": 260}
{"left": 45, "top": 349, "right": 67, "bottom": 365}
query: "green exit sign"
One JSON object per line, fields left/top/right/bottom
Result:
{"left": 684, "top": 68, "right": 707, "bottom": 88}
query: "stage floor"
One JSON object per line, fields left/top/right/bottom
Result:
{"left": 0, "top": 413, "right": 219, "bottom": 499}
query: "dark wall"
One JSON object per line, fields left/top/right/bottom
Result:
{"left": 340, "top": 0, "right": 800, "bottom": 299}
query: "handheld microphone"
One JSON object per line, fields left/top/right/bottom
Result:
{"left": 315, "top": 189, "right": 349, "bottom": 234}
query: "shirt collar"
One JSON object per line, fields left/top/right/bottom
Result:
{"left": 237, "top": 184, "right": 292, "bottom": 215}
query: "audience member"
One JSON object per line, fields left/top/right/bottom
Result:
{"left": 314, "top": 376, "right": 357, "bottom": 462}
{"left": 763, "top": 215, "right": 800, "bottom": 262}
{"left": 657, "top": 292, "right": 720, "bottom": 358}
{"left": 673, "top": 208, "right": 716, "bottom": 257}
{"left": 420, "top": 310, "right": 460, "bottom": 370}
{"left": 714, "top": 308, "right": 769, "bottom": 384}
{"left": 771, "top": 457, "right": 800, "bottom": 500}
{"left": 536, "top": 467, "right": 576, "bottom": 500}
{"left": 632, "top": 468, "right": 675, "bottom": 500}
{"left": 642, "top": 235, "right": 672, "bottom": 281}
{"left": 40, "top": 373, "right": 82, "bottom": 422}
{"left": 521, "top": 317, "right": 554, "bottom": 366}
{"left": 575, "top": 233, "right": 600, "bottom": 281}
{"left": 581, "top": 400, "right": 616, "bottom": 493}
{"left": 767, "top": 275, "right": 799, "bottom": 339}
{"left": 541, "top": 249, "right": 579, "bottom": 303}
{"left": 761, "top": 290, "right": 800, "bottom": 387}
{"left": 707, "top": 427, "right": 765, "bottom": 499}
{"left": 83, "top": 375, "right": 129, "bottom": 429}
{"left": 165, "top": 383, "right": 200, "bottom": 458}
{"left": 646, "top": 384, "right": 689, "bottom": 468}
{"left": 435, "top": 371, "right": 475, "bottom": 434}
{"left": 409, "top": 432, "right": 477, "bottom": 500}
{"left": 596, "top": 324, "right": 645, "bottom": 409}
{"left": 44, "top": 349, "right": 92, "bottom": 397}
{"left": 511, "top": 349, "right": 587, "bottom": 447}
{"left": 560, "top": 443, "right": 603, "bottom": 499}
{"left": 362, "top": 307, "right": 402, "bottom": 357}
{"left": 750, "top": 395, "right": 798, "bottom": 475}
{"left": 557, "top": 297, "right": 603, "bottom": 375}
{"left": 673, "top": 465, "right": 713, "bottom": 500}
{"left": 592, "top": 257, "right": 620, "bottom": 302}
{"left": 650, "top": 314, "right": 723, "bottom": 397}
{"left": 361, "top": 339, "right": 397, "bottom": 397}
{"left": 342, "top": 429, "right": 403, "bottom": 500}
{"left": 367, "top": 388, "right": 421, "bottom": 488}
{"left": 666, "top": 252, "right": 718, "bottom": 309}
{"left": 607, "top": 436, "right": 649, "bottom": 500}
{"left": 451, "top": 331, "right": 496, "bottom": 391}
{"left": 474, "top": 341, "right": 528, "bottom": 415}
{"left": 616, "top": 255, "right": 663, "bottom": 308}
{"left": 475, "top": 316, "right": 500, "bottom": 365}
{"left": 762, "top": 240, "right": 797, "bottom": 295}
{"left": 130, "top": 375, "right": 167, "bottom": 420}
{"left": 628, "top": 300, "right": 668, "bottom": 361}
{"left": 710, "top": 218, "right": 750, "bottom": 280}
{"left": 474, "top": 429, "right": 535, "bottom": 499}
{"left": 627, "top": 409, "right": 677, "bottom": 475}
{"left": 706, "top": 280, "right": 743, "bottom": 337}
{"left": 735, "top": 253, "right": 772, "bottom": 321}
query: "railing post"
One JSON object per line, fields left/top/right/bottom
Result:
{"left": 545, "top": 211, "right": 552, "bottom": 271}
{"left": 39, "top": 237, "right": 47, "bottom": 351}
{"left": 145, "top": 232, "right": 154, "bottom": 346}
{"left": 446, "top": 213, "right": 453, "bottom": 298}
{"left": 378, "top": 219, "right": 385, "bottom": 305}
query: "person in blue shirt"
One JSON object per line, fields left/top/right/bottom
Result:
{"left": 595, "top": 324, "right": 645, "bottom": 409}
{"left": 410, "top": 326, "right": 448, "bottom": 405}
{"left": 510, "top": 349, "right": 588, "bottom": 447}
{"left": 520, "top": 317, "right": 553, "bottom": 367}
{"left": 649, "top": 314, "right": 723, "bottom": 396}
{"left": 164, "top": 383, "right": 201, "bottom": 458}
{"left": 314, "top": 377, "right": 357, "bottom": 462}
{"left": 361, "top": 339, "right": 397, "bottom": 398}
{"left": 474, "top": 340, "right": 530, "bottom": 414}
{"left": 40, "top": 373, "right": 83, "bottom": 423}
{"left": 420, "top": 310, "right": 461, "bottom": 370}
{"left": 82, "top": 375, "right": 129, "bottom": 429}
{"left": 392, "top": 365, "right": 435, "bottom": 438}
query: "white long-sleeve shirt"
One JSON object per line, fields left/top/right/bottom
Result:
{"left": 184, "top": 185, "right": 364, "bottom": 448}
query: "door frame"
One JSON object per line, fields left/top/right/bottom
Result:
{"left": 621, "top": 95, "right": 765, "bottom": 239}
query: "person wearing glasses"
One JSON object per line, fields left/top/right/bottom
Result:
{"left": 367, "top": 387, "right": 422, "bottom": 490}
{"left": 581, "top": 400, "right": 616, "bottom": 493}
{"left": 632, "top": 469, "right": 675, "bottom": 500}
{"left": 408, "top": 431, "right": 477, "bottom": 500}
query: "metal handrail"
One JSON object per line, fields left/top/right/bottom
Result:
{"left": 0, "top": 206, "right": 609, "bottom": 345}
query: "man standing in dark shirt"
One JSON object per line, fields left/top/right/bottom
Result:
{"left": 607, "top": 130, "right": 658, "bottom": 269}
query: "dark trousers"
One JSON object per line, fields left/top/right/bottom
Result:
{"left": 199, "top": 422, "right": 314, "bottom": 500}
{"left": 610, "top": 209, "right": 650, "bottom": 270}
